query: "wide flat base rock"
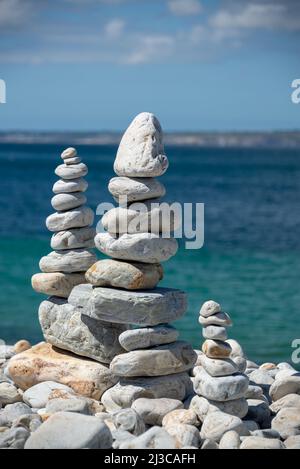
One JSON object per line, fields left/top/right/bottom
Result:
{"left": 39, "top": 249, "right": 97, "bottom": 273}
{"left": 110, "top": 341, "right": 197, "bottom": 377}
{"left": 32, "top": 272, "right": 87, "bottom": 298}
{"left": 81, "top": 286, "right": 187, "bottom": 326}
{"left": 101, "top": 372, "right": 193, "bottom": 412}
{"left": 39, "top": 297, "right": 126, "bottom": 364}
{"left": 8, "top": 343, "right": 117, "bottom": 400}
{"left": 95, "top": 232, "right": 178, "bottom": 264}
{"left": 108, "top": 176, "right": 166, "bottom": 203}
{"left": 119, "top": 325, "right": 179, "bottom": 351}
{"left": 194, "top": 368, "right": 249, "bottom": 402}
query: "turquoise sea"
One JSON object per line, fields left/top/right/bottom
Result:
{"left": 0, "top": 143, "right": 300, "bottom": 366}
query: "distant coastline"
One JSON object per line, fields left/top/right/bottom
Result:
{"left": 1, "top": 131, "right": 300, "bottom": 149}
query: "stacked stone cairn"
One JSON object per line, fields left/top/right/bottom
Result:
{"left": 191, "top": 300, "right": 250, "bottom": 443}
{"left": 79, "top": 112, "right": 197, "bottom": 411}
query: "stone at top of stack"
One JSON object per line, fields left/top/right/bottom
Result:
{"left": 191, "top": 300, "right": 250, "bottom": 441}
{"left": 32, "top": 147, "right": 97, "bottom": 298}
{"left": 81, "top": 112, "right": 197, "bottom": 411}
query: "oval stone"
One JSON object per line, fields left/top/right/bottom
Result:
{"left": 199, "top": 312, "right": 232, "bottom": 328}
{"left": 51, "top": 227, "right": 95, "bottom": 250}
{"left": 198, "top": 355, "right": 238, "bottom": 377}
{"left": 39, "top": 249, "right": 97, "bottom": 273}
{"left": 191, "top": 395, "right": 248, "bottom": 420}
{"left": 31, "top": 272, "right": 87, "bottom": 298}
{"left": 202, "top": 339, "right": 232, "bottom": 359}
{"left": 119, "top": 325, "right": 179, "bottom": 351}
{"left": 95, "top": 232, "right": 178, "bottom": 264}
{"left": 53, "top": 178, "right": 88, "bottom": 194}
{"left": 203, "top": 325, "right": 228, "bottom": 341}
{"left": 65, "top": 157, "right": 81, "bottom": 165}
{"left": 194, "top": 368, "right": 249, "bottom": 402}
{"left": 200, "top": 300, "right": 221, "bottom": 318}
{"left": 51, "top": 192, "right": 87, "bottom": 211}
{"left": 61, "top": 147, "right": 77, "bottom": 159}
{"left": 55, "top": 163, "right": 88, "bottom": 180}
{"left": 46, "top": 206, "right": 94, "bottom": 232}
{"left": 108, "top": 177, "right": 166, "bottom": 203}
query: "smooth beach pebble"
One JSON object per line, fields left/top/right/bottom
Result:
{"left": 200, "top": 411, "right": 248, "bottom": 443}
{"left": 14, "top": 340, "right": 31, "bottom": 354}
{"left": 194, "top": 368, "right": 249, "bottom": 402}
{"left": 119, "top": 325, "right": 179, "bottom": 351}
{"left": 52, "top": 178, "right": 88, "bottom": 194}
{"left": 55, "top": 163, "right": 88, "bottom": 180}
{"left": 51, "top": 227, "right": 95, "bottom": 250}
{"left": 199, "top": 300, "right": 221, "bottom": 318}
{"left": 64, "top": 156, "right": 81, "bottom": 165}
{"left": 202, "top": 339, "right": 232, "bottom": 359}
{"left": 131, "top": 398, "right": 183, "bottom": 426}
{"left": 32, "top": 272, "right": 87, "bottom": 298}
{"left": 199, "top": 312, "right": 232, "bottom": 328}
{"left": 190, "top": 395, "right": 249, "bottom": 420}
{"left": 240, "top": 436, "right": 285, "bottom": 450}
{"left": 51, "top": 192, "right": 87, "bottom": 211}
{"left": 203, "top": 325, "right": 228, "bottom": 341}
{"left": 39, "top": 249, "right": 97, "bottom": 273}
{"left": 199, "top": 354, "right": 238, "bottom": 377}
{"left": 108, "top": 176, "right": 166, "bottom": 203}
{"left": 119, "top": 426, "right": 176, "bottom": 450}
{"left": 162, "top": 409, "right": 199, "bottom": 428}
{"left": 46, "top": 206, "right": 94, "bottom": 232}
{"left": 61, "top": 147, "right": 77, "bottom": 160}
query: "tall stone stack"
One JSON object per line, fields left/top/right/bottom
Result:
{"left": 81, "top": 112, "right": 197, "bottom": 411}
{"left": 193, "top": 300, "right": 250, "bottom": 423}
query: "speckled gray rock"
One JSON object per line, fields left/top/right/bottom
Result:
{"left": 51, "top": 227, "right": 95, "bottom": 250}
{"left": 86, "top": 259, "right": 163, "bottom": 290}
{"left": 199, "top": 300, "right": 221, "bottom": 318}
{"left": 101, "top": 372, "right": 193, "bottom": 412}
{"left": 55, "top": 163, "right": 88, "bottom": 180}
{"left": 162, "top": 408, "right": 199, "bottom": 427}
{"left": 203, "top": 325, "right": 228, "bottom": 341}
{"left": 25, "top": 412, "right": 112, "bottom": 449}
{"left": 0, "top": 403, "right": 32, "bottom": 427}
{"left": 61, "top": 147, "right": 77, "bottom": 160}
{"left": 199, "top": 312, "right": 232, "bottom": 328}
{"left": 22, "top": 381, "right": 73, "bottom": 408}
{"left": 219, "top": 430, "right": 240, "bottom": 449}
{"left": 119, "top": 325, "right": 179, "bottom": 351}
{"left": 202, "top": 339, "right": 232, "bottom": 359}
{"left": 112, "top": 408, "right": 145, "bottom": 436}
{"left": 95, "top": 232, "right": 178, "bottom": 264}
{"left": 51, "top": 192, "right": 87, "bottom": 211}
{"left": 39, "top": 297, "right": 126, "bottom": 364}
{"left": 270, "top": 394, "right": 300, "bottom": 413}
{"left": 86, "top": 286, "right": 187, "bottom": 326}
{"left": 200, "top": 411, "right": 248, "bottom": 443}
{"left": 0, "top": 427, "right": 30, "bottom": 449}
{"left": 32, "top": 272, "right": 87, "bottom": 298}
{"left": 110, "top": 341, "right": 197, "bottom": 377}
{"left": 39, "top": 249, "right": 97, "bottom": 273}
{"left": 45, "top": 397, "right": 91, "bottom": 415}
{"left": 270, "top": 373, "right": 300, "bottom": 401}
{"left": 271, "top": 407, "right": 300, "bottom": 438}
{"left": 198, "top": 355, "right": 238, "bottom": 377}
{"left": 131, "top": 398, "right": 183, "bottom": 425}
{"left": 246, "top": 399, "right": 271, "bottom": 428}
{"left": 46, "top": 206, "right": 94, "bottom": 232}
{"left": 120, "top": 426, "right": 176, "bottom": 449}
{"left": 166, "top": 424, "right": 201, "bottom": 448}
{"left": 53, "top": 178, "right": 88, "bottom": 194}
{"left": 190, "top": 395, "right": 248, "bottom": 420}
{"left": 114, "top": 113, "right": 169, "bottom": 178}
{"left": 194, "top": 368, "right": 249, "bottom": 402}
{"left": 240, "top": 436, "right": 285, "bottom": 449}
{"left": 0, "top": 382, "right": 22, "bottom": 406}
{"left": 109, "top": 176, "right": 166, "bottom": 202}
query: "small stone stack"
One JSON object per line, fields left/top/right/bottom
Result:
{"left": 81, "top": 112, "right": 197, "bottom": 411}
{"left": 32, "top": 147, "right": 96, "bottom": 298}
{"left": 192, "top": 300, "right": 250, "bottom": 425}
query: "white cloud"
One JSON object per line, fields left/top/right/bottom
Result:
{"left": 104, "top": 18, "right": 125, "bottom": 40}
{"left": 124, "top": 34, "right": 174, "bottom": 64}
{"left": 168, "top": 0, "right": 202, "bottom": 16}
{"left": 0, "top": 0, "right": 32, "bottom": 27}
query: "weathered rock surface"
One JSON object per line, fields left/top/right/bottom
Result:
{"left": 22, "top": 381, "right": 73, "bottom": 408}
{"left": 52, "top": 178, "right": 88, "bottom": 194}
{"left": 0, "top": 382, "right": 22, "bottom": 406}
{"left": 119, "top": 325, "right": 179, "bottom": 351}
{"left": 86, "top": 259, "right": 163, "bottom": 290}
{"left": 203, "top": 325, "right": 228, "bottom": 341}
{"left": 166, "top": 423, "right": 201, "bottom": 448}
{"left": 119, "top": 426, "right": 176, "bottom": 449}
{"left": 51, "top": 192, "right": 86, "bottom": 211}
{"left": 8, "top": 343, "right": 117, "bottom": 399}
{"left": 131, "top": 397, "right": 183, "bottom": 426}
{"left": 39, "top": 249, "right": 97, "bottom": 273}
{"left": 32, "top": 272, "right": 87, "bottom": 298}
{"left": 162, "top": 408, "right": 199, "bottom": 428}
{"left": 270, "top": 373, "right": 300, "bottom": 401}
{"left": 111, "top": 408, "right": 146, "bottom": 436}
{"left": 199, "top": 312, "right": 232, "bottom": 328}
{"left": 46, "top": 206, "right": 94, "bottom": 232}
{"left": 270, "top": 393, "right": 300, "bottom": 413}
{"left": 39, "top": 297, "right": 126, "bottom": 363}
{"left": 271, "top": 407, "right": 300, "bottom": 438}
{"left": 0, "top": 427, "right": 30, "bottom": 449}
{"left": 114, "top": 113, "right": 169, "bottom": 178}
{"left": 194, "top": 368, "right": 249, "bottom": 402}
{"left": 202, "top": 339, "right": 232, "bottom": 359}
{"left": 95, "top": 232, "right": 178, "bottom": 264}
{"left": 109, "top": 176, "right": 166, "bottom": 202}
{"left": 110, "top": 341, "right": 197, "bottom": 377}
{"left": 240, "top": 436, "right": 285, "bottom": 450}
{"left": 198, "top": 355, "right": 238, "bottom": 377}
{"left": 200, "top": 411, "right": 247, "bottom": 443}
{"left": 51, "top": 227, "right": 95, "bottom": 250}
{"left": 219, "top": 430, "right": 240, "bottom": 449}
{"left": 190, "top": 395, "right": 248, "bottom": 420}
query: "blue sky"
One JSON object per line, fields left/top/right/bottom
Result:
{"left": 0, "top": 0, "right": 300, "bottom": 131}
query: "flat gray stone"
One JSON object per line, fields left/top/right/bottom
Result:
{"left": 245, "top": 385, "right": 264, "bottom": 400}
{"left": 0, "top": 427, "right": 30, "bottom": 449}
{"left": 200, "top": 411, "right": 248, "bottom": 443}
{"left": 46, "top": 206, "right": 94, "bottom": 232}
{"left": 39, "top": 297, "right": 126, "bottom": 364}
{"left": 131, "top": 397, "right": 183, "bottom": 425}
{"left": 110, "top": 341, "right": 197, "bottom": 377}
{"left": 86, "top": 286, "right": 187, "bottom": 326}
{"left": 32, "top": 272, "right": 87, "bottom": 298}
{"left": 194, "top": 368, "right": 249, "bottom": 402}
{"left": 24, "top": 412, "right": 112, "bottom": 449}
{"left": 219, "top": 430, "right": 240, "bottom": 449}
{"left": 119, "top": 325, "right": 179, "bottom": 351}
{"left": 51, "top": 227, "right": 95, "bottom": 250}
{"left": 65, "top": 156, "right": 81, "bottom": 165}
{"left": 198, "top": 355, "right": 238, "bottom": 377}
{"left": 190, "top": 395, "right": 248, "bottom": 420}
{"left": 101, "top": 372, "right": 193, "bottom": 412}
{"left": 166, "top": 423, "right": 201, "bottom": 448}
{"left": 270, "top": 393, "right": 300, "bottom": 413}
{"left": 0, "top": 383, "right": 22, "bottom": 406}
{"left": 108, "top": 176, "right": 166, "bottom": 202}
{"left": 61, "top": 147, "right": 77, "bottom": 159}
{"left": 55, "top": 162, "right": 88, "bottom": 180}
{"left": 22, "top": 381, "right": 73, "bottom": 409}
{"left": 0, "top": 403, "right": 32, "bottom": 427}
{"left": 53, "top": 178, "right": 88, "bottom": 194}
{"left": 271, "top": 407, "right": 300, "bottom": 438}
{"left": 39, "top": 249, "right": 97, "bottom": 273}
{"left": 203, "top": 325, "right": 228, "bottom": 341}
{"left": 270, "top": 373, "right": 300, "bottom": 401}
{"left": 240, "top": 436, "right": 285, "bottom": 449}
{"left": 199, "top": 312, "right": 232, "bottom": 327}
{"left": 45, "top": 397, "right": 91, "bottom": 415}
{"left": 114, "top": 112, "right": 169, "bottom": 178}
{"left": 112, "top": 408, "right": 145, "bottom": 436}
{"left": 119, "top": 426, "right": 176, "bottom": 449}
{"left": 95, "top": 232, "right": 178, "bottom": 264}
{"left": 51, "top": 192, "right": 86, "bottom": 211}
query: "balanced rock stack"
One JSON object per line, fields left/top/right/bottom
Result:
{"left": 32, "top": 147, "right": 96, "bottom": 299}
{"left": 80, "top": 112, "right": 197, "bottom": 411}
{"left": 192, "top": 300, "right": 250, "bottom": 442}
